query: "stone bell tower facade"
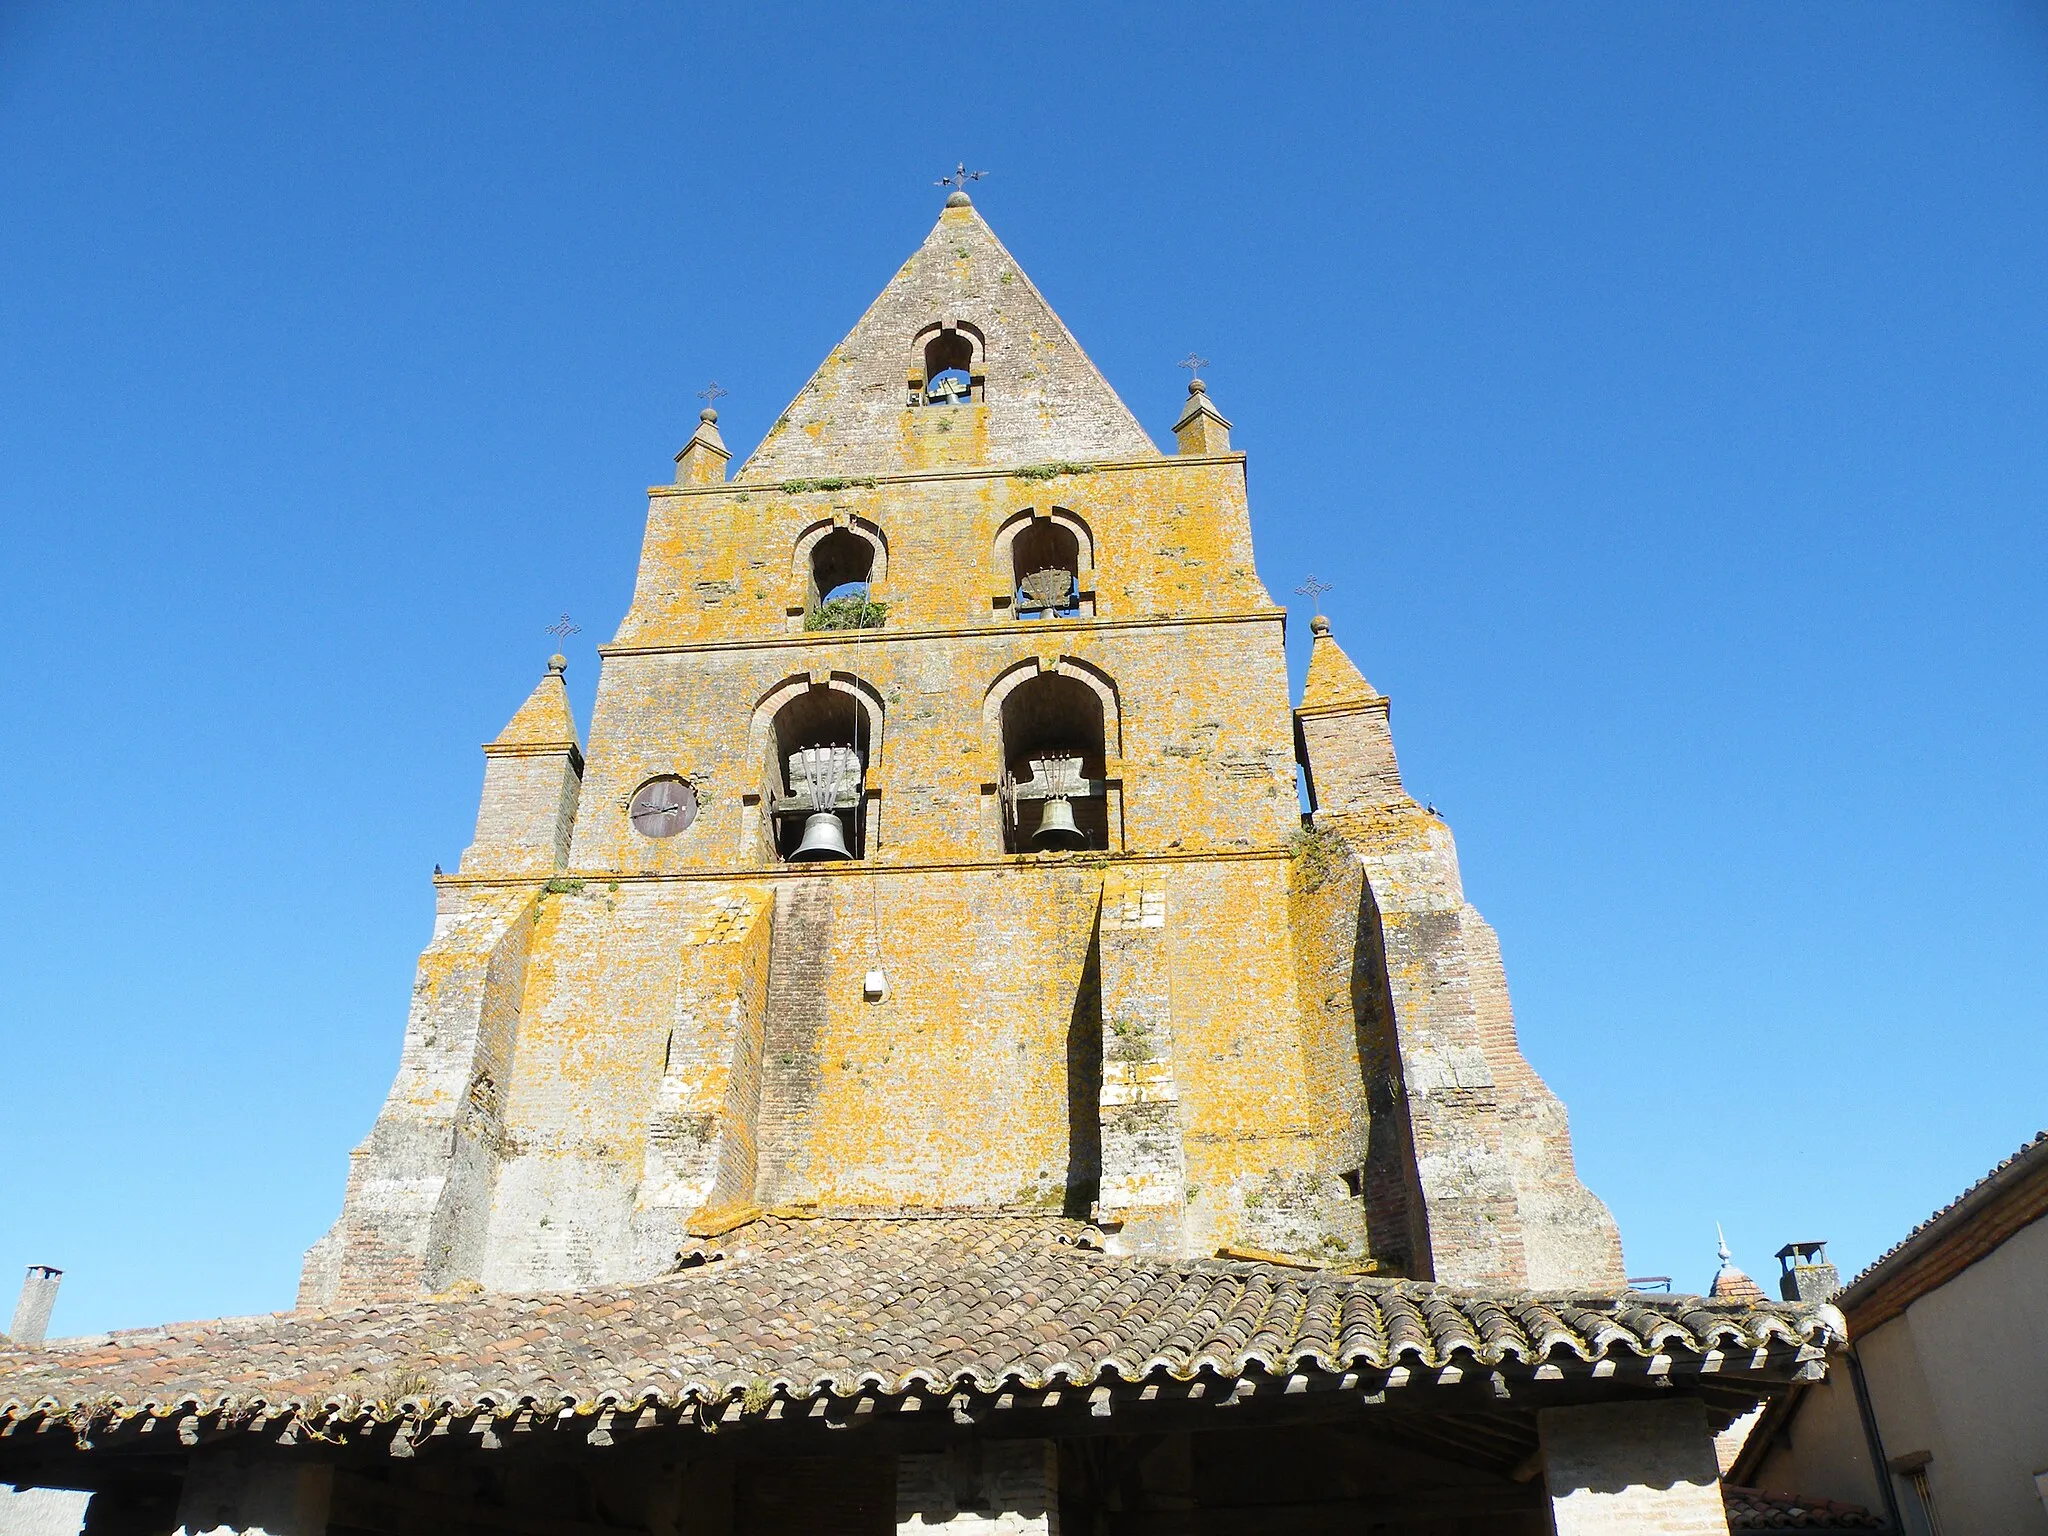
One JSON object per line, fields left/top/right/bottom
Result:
{"left": 301, "top": 192, "right": 1623, "bottom": 1308}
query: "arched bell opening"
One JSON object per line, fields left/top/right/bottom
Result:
{"left": 789, "top": 519, "right": 888, "bottom": 633}
{"left": 1011, "top": 519, "right": 1081, "bottom": 619}
{"left": 761, "top": 683, "right": 873, "bottom": 862}
{"left": 999, "top": 673, "right": 1111, "bottom": 853}
{"left": 993, "top": 508, "right": 1094, "bottom": 619}
{"left": 909, "top": 320, "right": 984, "bottom": 407}
{"left": 809, "top": 527, "right": 875, "bottom": 611}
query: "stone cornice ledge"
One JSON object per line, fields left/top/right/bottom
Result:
{"left": 1294, "top": 696, "right": 1392, "bottom": 721}
{"left": 647, "top": 452, "right": 1248, "bottom": 498}
{"left": 603, "top": 608, "right": 1285, "bottom": 658}
{"left": 434, "top": 845, "right": 1295, "bottom": 890}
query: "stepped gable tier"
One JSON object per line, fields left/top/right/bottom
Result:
{"left": 4, "top": 1217, "right": 1837, "bottom": 1430}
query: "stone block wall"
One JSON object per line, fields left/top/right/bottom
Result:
{"left": 1095, "top": 867, "right": 1184, "bottom": 1253}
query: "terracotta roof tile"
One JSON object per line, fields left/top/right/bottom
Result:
{"left": 0, "top": 1216, "right": 1840, "bottom": 1429}
{"left": 1712, "top": 1267, "right": 1769, "bottom": 1304}
{"left": 1722, "top": 1484, "right": 1885, "bottom": 1528}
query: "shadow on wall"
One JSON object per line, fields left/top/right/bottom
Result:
{"left": 1350, "top": 875, "right": 1428, "bottom": 1280}
{"left": 1064, "top": 914, "right": 1104, "bottom": 1219}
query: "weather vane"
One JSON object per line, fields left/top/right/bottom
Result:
{"left": 1294, "top": 576, "right": 1333, "bottom": 616}
{"left": 936, "top": 161, "right": 987, "bottom": 195}
{"left": 1177, "top": 352, "right": 1210, "bottom": 380}
{"left": 544, "top": 613, "right": 581, "bottom": 648}
{"left": 696, "top": 381, "right": 727, "bottom": 410}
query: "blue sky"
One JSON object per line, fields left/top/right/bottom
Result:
{"left": 3, "top": 3, "right": 2044, "bottom": 1335}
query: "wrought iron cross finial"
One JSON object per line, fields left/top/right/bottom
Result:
{"left": 936, "top": 161, "right": 987, "bottom": 194}
{"left": 696, "top": 381, "right": 727, "bottom": 408}
{"left": 1177, "top": 352, "right": 1210, "bottom": 378}
{"left": 1294, "top": 576, "right": 1333, "bottom": 615}
{"left": 544, "top": 613, "right": 581, "bottom": 646}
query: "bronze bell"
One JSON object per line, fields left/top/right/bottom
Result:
{"left": 1032, "top": 796, "right": 1086, "bottom": 849}
{"left": 791, "top": 810, "right": 853, "bottom": 861}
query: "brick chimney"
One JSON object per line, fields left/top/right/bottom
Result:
{"left": 8, "top": 1265, "right": 61, "bottom": 1346}
{"left": 1775, "top": 1241, "right": 1841, "bottom": 1303}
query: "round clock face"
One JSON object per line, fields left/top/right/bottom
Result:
{"left": 629, "top": 776, "right": 697, "bottom": 838}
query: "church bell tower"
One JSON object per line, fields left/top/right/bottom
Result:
{"left": 302, "top": 188, "right": 1623, "bottom": 1308}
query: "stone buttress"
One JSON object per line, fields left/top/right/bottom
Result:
{"left": 302, "top": 192, "right": 1623, "bottom": 1306}
{"left": 1290, "top": 616, "right": 1625, "bottom": 1287}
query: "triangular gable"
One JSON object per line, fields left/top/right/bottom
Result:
{"left": 738, "top": 198, "right": 1158, "bottom": 480}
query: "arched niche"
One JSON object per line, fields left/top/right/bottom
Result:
{"left": 993, "top": 507, "right": 1095, "bottom": 618}
{"left": 748, "top": 673, "right": 885, "bottom": 861}
{"left": 983, "top": 658, "right": 1121, "bottom": 853}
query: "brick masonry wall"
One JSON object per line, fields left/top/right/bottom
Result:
{"left": 1464, "top": 909, "right": 1628, "bottom": 1288}
{"left": 1541, "top": 1399, "right": 1732, "bottom": 1536}
{"left": 462, "top": 750, "right": 580, "bottom": 878}
{"left": 613, "top": 459, "right": 1263, "bottom": 651}
{"left": 753, "top": 880, "right": 836, "bottom": 1208}
{"left": 1297, "top": 701, "right": 1404, "bottom": 812}
{"left": 1286, "top": 836, "right": 1407, "bottom": 1270}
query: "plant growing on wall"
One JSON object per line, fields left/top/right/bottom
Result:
{"left": 805, "top": 595, "right": 888, "bottom": 631}
{"left": 1011, "top": 460, "right": 1094, "bottom": 483}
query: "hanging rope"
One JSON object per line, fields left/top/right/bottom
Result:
{"left": 857, "top": 679, "right": 884, "bottom": 974}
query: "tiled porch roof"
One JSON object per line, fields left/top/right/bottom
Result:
{"left": 0, "top": 1216, "right": 1840, "bottom": 1434}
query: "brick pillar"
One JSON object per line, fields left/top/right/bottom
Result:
{"left": 1093, "top": 868, "right": 1185, "bottom": 1257}
{"left": 1540, "top": 1399, "right": 1730, "bottom": 1536}
{"left": 896, "top": 1443, "right": 1057, "bottom": 1535}
{"left": 174, "top": 1456, "right": 331, "bottom": 1536}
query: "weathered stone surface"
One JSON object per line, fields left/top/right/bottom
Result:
{"left": 0, "top": 1486, "right": 87, "bottom": 1536}
{"left": 1303, "top": 800, "right": 1625, "bottom": 1289}
{"left": 1095, "top": 868, "right": 1184, "bottom": 1253}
